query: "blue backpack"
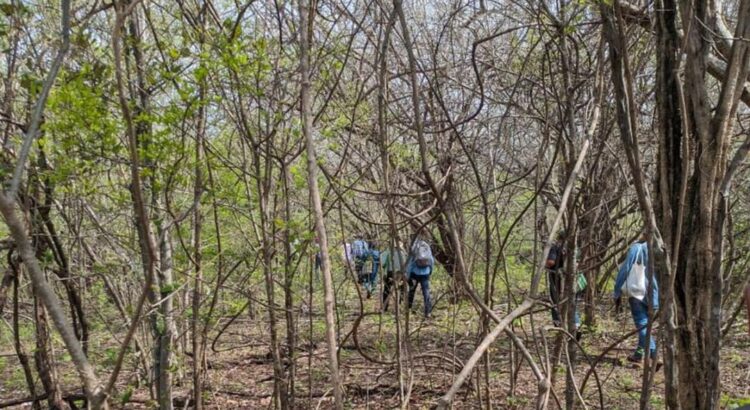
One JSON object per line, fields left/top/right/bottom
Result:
{"left": 352, "top": 240, "right": 369, "bottom": 259}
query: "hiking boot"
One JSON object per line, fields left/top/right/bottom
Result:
{"left": 575, "top": 330, "right": 582, "bottom": 342}
{"left": 627, "top": 348, "right": 645, "bottom": 365}
{"left": 366, "top": 289, "right": 372, "bottom": 299}
{"left": 627, "top": 353, "right": 644, "bottom": 366}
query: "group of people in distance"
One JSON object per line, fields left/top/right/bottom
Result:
{"left": 546, "top": 229, "right": 660, "bottom": 367}
{"left": 316, "top": 231, "right": 436, "bottom": 318}
{"left": 320, "top": 226, "right": 750, "bottom": 365}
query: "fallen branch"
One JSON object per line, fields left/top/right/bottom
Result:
{"left": 0, "top": 391, "right": 86, "bottom": 409}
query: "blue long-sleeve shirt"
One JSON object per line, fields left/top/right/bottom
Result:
{"left": 406, "top": 255, "right": 434, "bottom": 277}
{"left": 614, "top": 241, "right": 659, "bottom": 308}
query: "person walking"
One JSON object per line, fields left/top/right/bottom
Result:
{"left": 406, "top": 235, "right": 435, "bottom": 318}
{"left": 351, "top": 236, "right": 380, "bottom": 298}
{"left": 381, "top": 242, "right": 407, "bottom": 312}
{"left": 546, "top": 231, "right": 581, "bottom": 331}
{"left": 365, "top": 240, "right": 380, "bottom": 298}
{"left": 614, "top": 235, "right": 660, "bottom": 364}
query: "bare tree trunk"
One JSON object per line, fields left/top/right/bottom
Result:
{"left": 257, "top": 154, "right": 287, "bottom": 409}
{"left": 376, "top": 7, "right": 404, "bottom": 405}
{"left": 28, "top": 178, "right": 68, "bottom": 410}
{"left": 32, "top": 155, "right": 89, "bottom": 356}
{"left": 122, "top": 7, "right": 174, "bottom": 406}
{"left": 653, "top": 0, "right": 684, "bottom": 405}
{"left": 155, "top": 223, "right": 175, "bottom": 410}
{"left": 12, "top": 267, "right": 41, "bottom": 410}
{"left": 0, "top": 265, "right": 13, "bottom": 316}
{"left": 191, "top": 63, "right": 206, "bottom": 410}
{"left": 0, "top": 0, "right": 104, "bottom": 404}
{"left": 34, "top": 295, "right": 68, "bottom": 410}
{"left": 600, "top": 5, "right": 671, "bottom": 407}
{"left": 104, "top": 1, "right": 167, "bottom": 406}
{"left": 0, "top": 193, "right": 104, "bottom": 405}
{"left": 282, "top": 162, "right": 296, "bottom": 409}
{"left": 673, "top": 0, "right": 750, "bottom": 405}
{"left": 603, "top": 0, "right": 750, "bottom": 407}
{"left": 299, "top": 0, "right": 344, "bottom": 407}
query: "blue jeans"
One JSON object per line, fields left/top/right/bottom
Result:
{"left": 408, "top": 275, "right": 431, "bottom": 316}
{"left": 629, "top": 297, "right": 656, "bottom": 357}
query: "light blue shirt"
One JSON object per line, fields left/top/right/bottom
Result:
{"left": 406, "top": 255, "right": 434, "bottom": 277}
{"left": 614, "top": 241, "right": 659, "bottom": 308}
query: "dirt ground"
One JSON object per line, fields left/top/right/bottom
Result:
{"left": 143, "top": 295, "right": 750, "bottom": 409}
{"left": 2, "top": 288, "right": 749, "bottom": 409}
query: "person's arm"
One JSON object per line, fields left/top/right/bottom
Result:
{"left": 614, "top": 245, "right": 636, "bottom": 300}
{"left": 650, "top": 262, "right": 660, "bottom": 310}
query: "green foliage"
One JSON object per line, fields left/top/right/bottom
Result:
{"left": 2, "top": 365, "right": 28, "bottom": 391}
{"left": 650, "top": 395, "right": 665, "bottom": 407}
{"left": 120, "top": 385, "right": 134, "bottom": 406}
{"left": 506, "top": 395, "right": 530, "bottom": 407}
{"left": 160, "top": 282, "right": 180, "bottom": 296}
{"left": 43, "top": 65, "right": 121, "bottom": 195}
{"left": 723, "top": 395, "right": 750, "bottom": 409}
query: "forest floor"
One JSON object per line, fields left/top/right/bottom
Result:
{"left": 190, "top": 296, "right": 750, "bottom": 410}
{"left": 1, "top": 279, "right": 749, "bottom": 409}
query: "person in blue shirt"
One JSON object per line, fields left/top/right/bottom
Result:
{"left": 614, "top": 236, "right": 659, "bottom": 364}
{"left": 352, "top": 237, "right": 380, "bottom": 299}
{"left": 365, "top": 241, "right": 380, "bottom": 298}
{"left": 406, "top": 237, "right": 435, "bottom": 318}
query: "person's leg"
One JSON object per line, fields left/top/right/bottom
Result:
{"left": 355, "top": 258, "right": 365, "bottom": 283}
{"left": 398, "top": 272, "right": 407, "bottom": 306}
{"left": 421, "top": 275, "right": 432, "bottom": 317}
{"left": 368, "top": 265, "right": 378, "bottom": 295}
{"left": 628, "top": 297, "right": 652, "bottom": 359}
{"left": 548, "top": 270, "right": 561, "bottom": 324}
{"left": 314, "top": 253, "right": 321, "bottom": 281}
{"left": 408, "top": 277, "right": 417, "bottom": 310}
{"left": 369, "top": 251, "right": 380, "bottom": 289}
{"left": 648, "top": 315, "right": 657, "bottom": 357}
{"left": 382, "top": 271, "right": 393, "bottom": 310}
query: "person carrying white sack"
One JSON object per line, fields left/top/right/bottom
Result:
{"left": 613, "top": 232, "right": 660, "bottom": 364}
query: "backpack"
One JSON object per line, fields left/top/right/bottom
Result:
{"left": 621, "top": 245, "right": 647, "bottom": 300}
{"left": 413, "top": 240, "right": 433, "bottom": 268}
{"left": 352, "top": 239, "right": 369, "bottom": 259}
